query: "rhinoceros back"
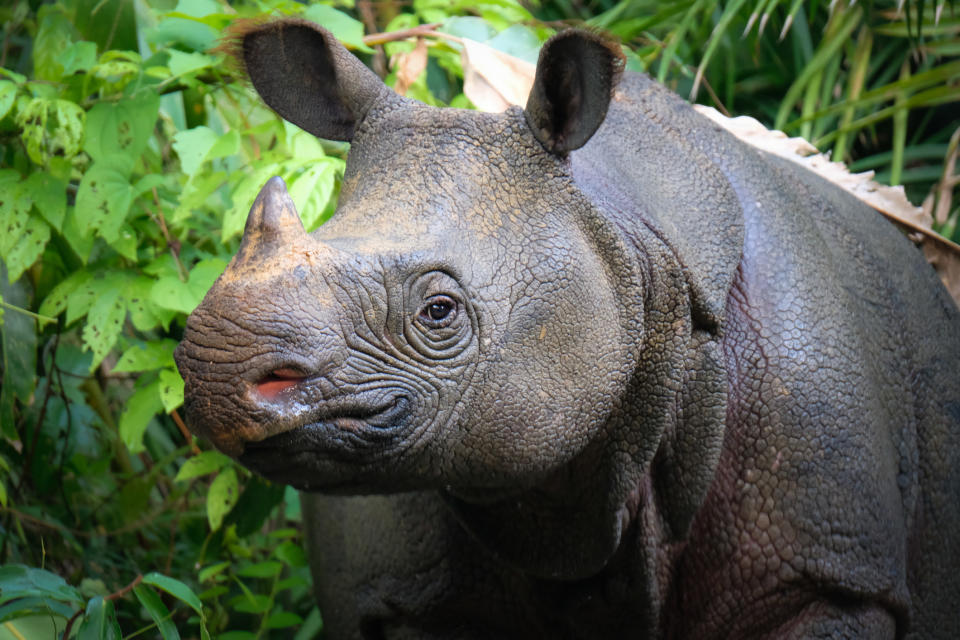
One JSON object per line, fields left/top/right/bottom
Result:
{"left": 572, "top": 71, "right": 960, "bottom": 637}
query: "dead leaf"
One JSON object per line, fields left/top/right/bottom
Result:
{"left": 923, "top": 240, "right": 960, "bottom": 306}
{"left": 460, "top": 38, "right": 535, "bottom": 112}
{"left": 393, "top": 38, "right": 428, "bottom": 97}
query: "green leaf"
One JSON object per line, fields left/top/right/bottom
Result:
{"left": 289, "top": 158, "right": 340, "bottom": 231}
{"left": 77, "top": 597, "right": 121, "bottom": 640}
{"left": 24, "top": 171, "right": 67, "bottom": 231}
{"left": 149, "top": 258, "right": 226, "bottom": 315}
{"left": 0, "top": 173, "right": 33, "bottom": 267}
{"left": 302, "top": 5, "right": 373, "bottom": 53}
{"left": 236, "top": 561, "right": 283, "bottom": 579}
{"left": 265, "top": 611, "right": 303, "bottom": 629}
{"left": 158, "top": 368, "right": 184, "bottom": 413}
{"left": 38, "top": 269, "right": 91, "bottom": 319}
{"left": 74, "top": 158, "right": 135, "bottom": 243}
{"left": 33, "top": 5, "right": 75, "bottom": 82}
{"left": 62, "top": 41, "right": 98, "bottom": 75}
{"left": 81, "top": 286, "right": 125, "bottom": 371}
{"left": 141, "top": 573, "right": 203, "bottom": 618}
{"left": 133, "top": 585, "right": 180, "bottom": 640}
{"left": 124, "top": 276, "right": 175, "bottom": 332}
{"left": 65, "top": 273, "right": 125, "bottom": 326}
{"left": 4, "top": 215, "right": 50, "bottom": 283}
{"left": 173, "top": 126, "right": 219, "bottom": 176}
{"left": 113, "top": 339, "right": 178, "bottom": 373}
{"left": 207, "top": 467, "right": 239, "bottom": 531}
{"left": 0, "top": 81, "right": 17, "bottom": 120}
{"left": 118, "top": 378, "right": 163, "bottom": 453}
{"left": 229, "top": 592, "right": 271, "bottom": 614}
{"left": 292, "top": 606, "right": 323, "bottom": 640}
{"left": 84, "top": 93, "right": 161, "bottom": 163}
{"left": 0, "top": 565, "right": 84, "bottom": 608}
{"left": 16, "top": 98, "right": 85, "bottom": 164}
{"left": 273, "top": 541, "right": 307, "bottom": 568}
{"left": 168, "top": 50, "right": 216, "bottom": 76}
{"left": 174, "top": 451, "right": 231, "bottom": 484}
{"left": 197, "top": 561, "right": 230, "bottom": 583}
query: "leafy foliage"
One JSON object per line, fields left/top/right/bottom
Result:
{"left": 0, "top": 0, "right": 956, "bottom": 637}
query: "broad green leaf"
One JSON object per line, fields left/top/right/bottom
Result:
{"left": 148, "top": 17, "right": 218, "bottom": 52}
{"left": 0, "top": 614, "right": 69, "bottom": 638}
{"left": 440, "top": 16, "right": 498, "bottom": 43}
{"left": 77, "top": 597, "right": 121, "bottom": 640}
{"left": 81, "top": 286, "right": 125, "bottom": 371}
{"left": 265, "top": 611, "right": 303, "bottom": 629}
{"left": 302, "top": 5, "right": 373, "bottom": 53}
{"left": 4, "top": 215, "right": 50, "bottom": 283}
{"left": 174, "top": 450, "right": 231, "bottom": 482}
{"left": 119, "top": 379, "right": 163, "bottom": 453}
{"left": 33, "top": 5, "right": 74, "bottom": 82}
{"left": 74, "top": 158, "right": 135, "bottom": 243}
{"left": 133, "top": 585, "right": 180, "bottom": 640}
{"left": 273, "top": 541, "right": 307, "bottom": 568}
{"left": 16, "top": 98, "right": 85, "bottom": 164}
{"left": 173, "top": 126, "right": 219, "bottom": 176}
{"left": 124, "top": 276, "right": 176, "bottom": 332}
{"left": 150, "top": 258, "right": 225, "bottom": 315}
{"left": 84, "top": 93, "right": 161, "bottom": 163}
{"left": 207, "top": 467, "right": 239, "bottom": 531}
{"left": 0, "top": 480, "right": 6, "bottom": 508}
{"left": 289, "top": 159, "right": 339, "bottom": 231}
{"left": 61, "top": 206, "right": 96, "bottom": 263}
{"left": 207, "top": 129, "right": 240, "bottom": 160}
{"left": 65, "top": 272, "right": 126, "bottom": 326}
{"left": 485, "top": 24, "right": 541, "bottom": 64}
{"left": 113, "top": 339, "right": 178, "bottom": 373}
{"left": 236, "top": 561, "right": 283, "bottom": 579}
{"left": 158, "top": 368, "right": 184, "bottom": 413}
{"left": 0, "top": 565, "right": 84, "bottom": 607}
{"left": 0, "top": 81, "right": 16, "bottom": 120}
{"left": 168, "top": 50, "right": 216, "bottom": 76}
{"left": 61, "top": 41, "right": 98, "bottom": 75}
{"left": 24, "top": 171, "right": 67, "bottom": 231}
{"left": 0, "top": 173, "right": 32, "bottom": 263}
{"left": 141, "top": 573, "right": 203, "bottom": 618}
{"left": 38, "top": 269, "right": 92, "bottom": 319}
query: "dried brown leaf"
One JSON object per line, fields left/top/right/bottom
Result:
{"left": 393, "top": 38, "right": 428, "bottom": 97}
{"left": 460, "top": 38, "right": 535, "bottom": 113}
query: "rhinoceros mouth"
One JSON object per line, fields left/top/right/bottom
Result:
{"left": 238, "top": 394, "right": 411, "bottom": 482}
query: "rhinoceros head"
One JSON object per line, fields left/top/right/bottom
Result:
{"left": 175, "top": 21, "right": 642, "bottom": 499}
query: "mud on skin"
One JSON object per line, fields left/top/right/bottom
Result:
{"left": 176, "top": 19, "right": 960, "bottom": 639}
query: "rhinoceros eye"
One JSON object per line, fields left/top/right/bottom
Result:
{"left": 418, "top": 295, "right": 457, "bottom": 328}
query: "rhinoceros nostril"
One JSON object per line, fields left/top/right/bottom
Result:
{"left": 256, "top": 368, "right": 309, "bottom": 400}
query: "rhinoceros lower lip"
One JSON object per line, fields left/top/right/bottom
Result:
{"left": 242, "top": 394, "right": 410, "bottom": 454}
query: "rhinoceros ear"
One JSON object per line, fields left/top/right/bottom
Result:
{"left": 223, "top": 18, "right": 391, "bottom": 142}
{"left": 524, "top": 30, "right": 625, "bottom": 155}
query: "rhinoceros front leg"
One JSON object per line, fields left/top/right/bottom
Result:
{"left": 299, "top": 491, "right": 548, "bottom": 639}
{"left": 758, "top": 601, "right": 897, "bottom": 639}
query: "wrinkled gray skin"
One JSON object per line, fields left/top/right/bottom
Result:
{"left": 175, "top": 20, "right": 960, "bottom": 639}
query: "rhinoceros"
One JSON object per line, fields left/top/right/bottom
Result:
{"left": 175, "top": 18, "right": 960, "bottom": 639}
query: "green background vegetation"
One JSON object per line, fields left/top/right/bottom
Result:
{"left": 0, "top": 0, "right": 957, "bottom": 637}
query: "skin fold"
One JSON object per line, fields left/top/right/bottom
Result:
{"left": 175, "top": 21, "right": 960, "bottom": 639}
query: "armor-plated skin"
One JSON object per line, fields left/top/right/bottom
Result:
{"left": 175, "top": 20, "right": 960, "bottom": 639}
